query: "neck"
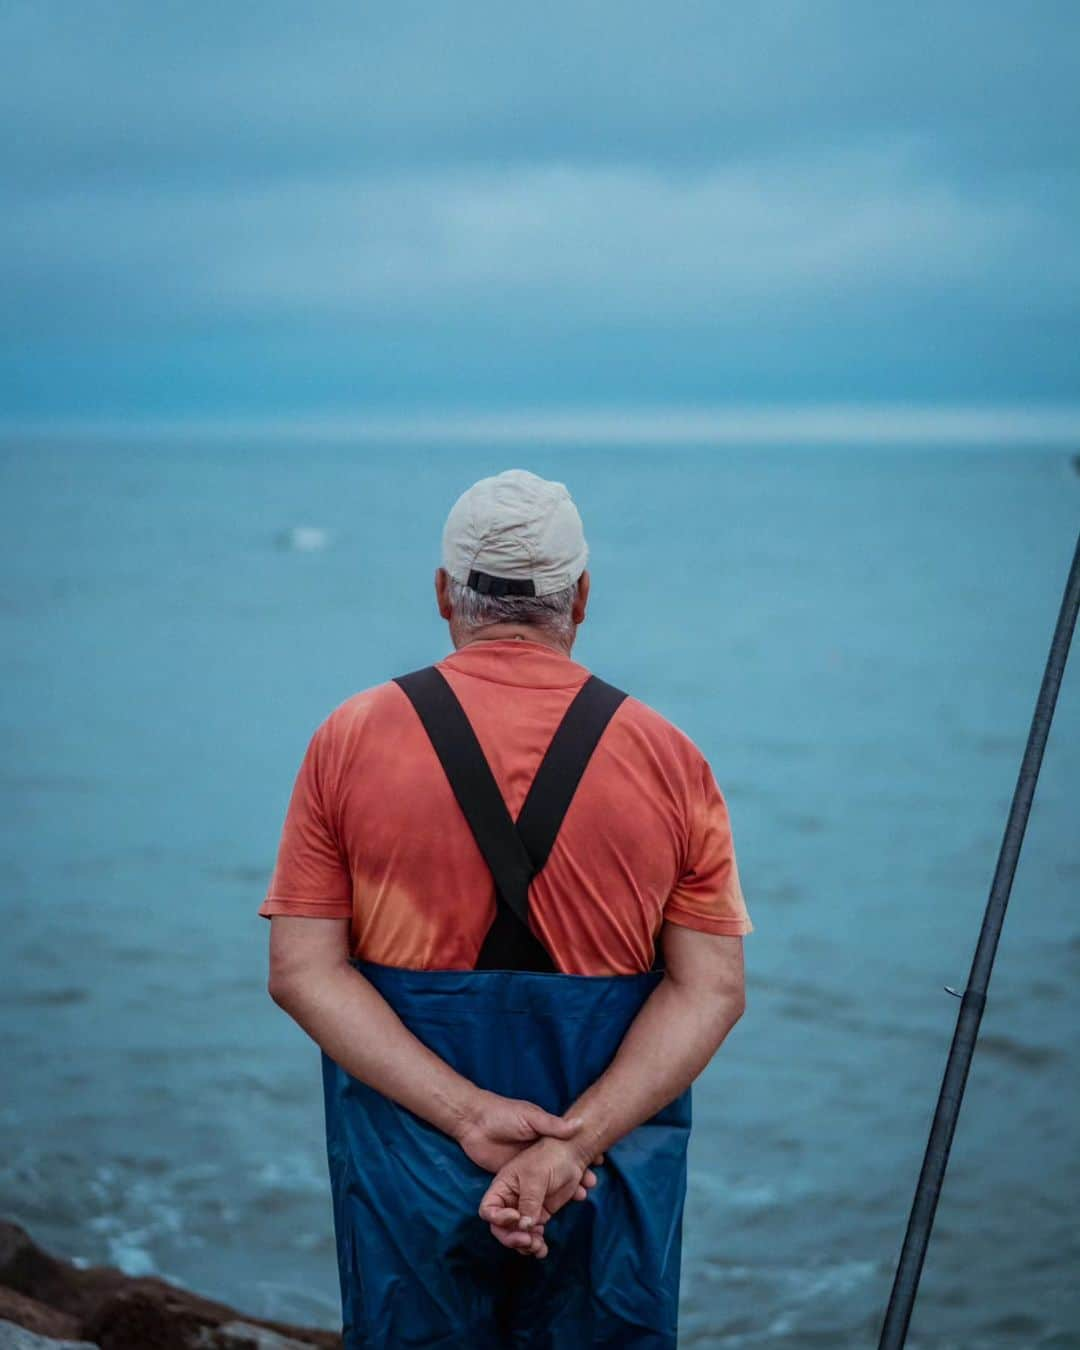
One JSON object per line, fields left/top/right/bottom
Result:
{"left": 453, "top": 623, "right": 573, "bottom": 657}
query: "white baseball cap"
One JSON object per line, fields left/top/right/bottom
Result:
{"left": 442, "top": 469, "right": 589, "bottom": 598}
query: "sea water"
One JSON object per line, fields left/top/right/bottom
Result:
{"left": 0, "top": 440, "right": 1077, "bottom": 1348}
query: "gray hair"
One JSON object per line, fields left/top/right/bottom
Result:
{"left": 447, "top": 576, "right": 577, "bottom": 640}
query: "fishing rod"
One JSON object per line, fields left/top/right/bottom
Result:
{"left": 877, "top": 527, "right": 1080, "bottom": 1350}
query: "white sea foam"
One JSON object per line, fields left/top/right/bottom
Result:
{"left": 276, "top": 525, "right": 331, "bottom": 552}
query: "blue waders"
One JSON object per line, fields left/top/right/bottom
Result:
{"left": 321, "top": 667, "right": 692, "bottom": 1348}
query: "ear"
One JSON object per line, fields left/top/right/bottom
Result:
{"left": 572, "top": 570, "right": 590, "bottom": 625}
{"left": 435, "top": 567, "right": 453, "bottom": 620}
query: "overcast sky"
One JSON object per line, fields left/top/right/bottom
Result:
{"left": 2, "top": 1, "right": 1078, "bottom": 421}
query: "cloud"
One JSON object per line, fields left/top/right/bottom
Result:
{"left": 3, "top": 1, "right": 1078, "bottom": 186}
{"left": 1, "top": 1, "right": 1077, "bottom": 409}
{"left": 3, "top": 150, "right": 1067, "bottom": 332}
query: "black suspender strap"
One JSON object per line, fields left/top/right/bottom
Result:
{"left": 392, "top": 665, "right": 627, "bottom": 972}
{"left": 393, "top": 666, "right": 538, "bottom": 937}
{"left": 515, "top": 676, "right": 628, "bottom": 874}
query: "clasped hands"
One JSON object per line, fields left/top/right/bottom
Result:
{"left": 455, "top": 1089, "right": 602, "bottom": 1259}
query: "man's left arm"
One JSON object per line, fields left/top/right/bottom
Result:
{"left": 479, "top": 754, "right": 752, "bottom": 1252}
{"left": 477, "top": 922, "right": 746, "bottom": 1253}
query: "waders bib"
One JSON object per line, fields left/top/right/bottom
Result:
{"left": 321, "top": 666, "right": 691, "bottom": 1349}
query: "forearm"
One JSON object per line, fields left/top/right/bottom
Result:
{"left": 568, "top": 972, "right": 744, "bottom": 1161}
{"left": 270, "top": 960, "right": 478, "bottom": 1138}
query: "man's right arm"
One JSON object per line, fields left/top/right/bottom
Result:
{"left": 478, "top": 922, "right": 746, "bottom": 1240}
{"left": 268, "top": 914, "right": 590, "bottom": 1179}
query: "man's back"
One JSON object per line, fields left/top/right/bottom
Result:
{"left": 261, "top": 636, "right": 752, "bottom": 974}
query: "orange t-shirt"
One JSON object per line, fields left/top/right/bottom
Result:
{"left": 259, "top": 638, "right": 753, "bottom": 976}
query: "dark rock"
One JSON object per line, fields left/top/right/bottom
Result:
{"left": 0, "top": 1319, "right": 97, "bottom": 1349}
{"left": 83, "top": 1287, "right": 216, "bottom": 1350}
{"left": 0, "top": 1222, "right": 340, "bottom": 1349}
{"left": 0, "top": 1289, "right": 81, "bottom": 1342}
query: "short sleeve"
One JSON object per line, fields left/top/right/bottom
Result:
{"left": 663, "top": 756, "right": 753, "bottom": 936}
{"left": 258, "top": 717, "right": 353, "bottom": 920}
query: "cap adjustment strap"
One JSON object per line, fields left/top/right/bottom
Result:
{"left": 467, "top": 569, "right": 537, "bottom": 597}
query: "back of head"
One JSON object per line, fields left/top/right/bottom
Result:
{"left": 440, "top": 469, "right": 589, "bottom": 645}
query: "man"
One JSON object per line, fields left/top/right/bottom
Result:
{"left": 261, "top": 468, "right": 752, "bottom": 1349}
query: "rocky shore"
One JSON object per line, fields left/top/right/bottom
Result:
{"left": 0, "top": 1221, "right": 341, "bottom": 1350}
